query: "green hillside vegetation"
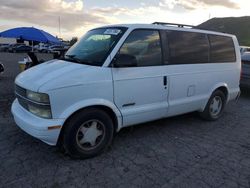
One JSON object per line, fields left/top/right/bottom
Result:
{"left": 198, "top": 16, "right": 250, "bottom": 46}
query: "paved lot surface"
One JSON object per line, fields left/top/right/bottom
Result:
{"left": 1, "top": 52, "right": 250, "bottom": 188}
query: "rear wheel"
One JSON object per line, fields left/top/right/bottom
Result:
{"left": 200, "top": 90, "right": 226, "bottom": 121}
{"left": 62, "top": 108, "right": 114, "bottom": 159}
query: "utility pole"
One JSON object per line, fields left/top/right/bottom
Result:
{"left": 58, "top": 16, "right": 61, "bottom": 38}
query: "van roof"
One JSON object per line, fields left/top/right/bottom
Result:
{"left": 97, "top": 23, "right": 235, "bottom": 38}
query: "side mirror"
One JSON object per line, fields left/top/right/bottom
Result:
{"left": 0, "top": 63, "right": 4, "bottom": 73}
{"left": 112, "top": 54, "right": 137, "bottom": 68}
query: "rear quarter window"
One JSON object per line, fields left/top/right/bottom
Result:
{"left": 208, "top": 35, "right": 236, "bottom": 63}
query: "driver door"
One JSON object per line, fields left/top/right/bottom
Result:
{"left": 111, "top": 29, "right": 169, "bottom": 127}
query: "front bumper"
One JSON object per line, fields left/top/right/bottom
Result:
{"left": 11, "top": 99, "right": 64, "bottom": 145}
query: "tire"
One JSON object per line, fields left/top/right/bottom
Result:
{"left": 62, "top": 108, "right": 114, "bottom": 159}
{"left": 200, "top": 90, "right": 226, "bottom": 121}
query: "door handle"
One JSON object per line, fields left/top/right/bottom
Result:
{"left": 163, "top": 76, "right": 167, "bottom": 86}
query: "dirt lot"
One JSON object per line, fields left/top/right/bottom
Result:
{"left": 1, "top": 52, "right": 250, "bottom": 188}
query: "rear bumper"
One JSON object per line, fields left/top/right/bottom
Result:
{"left": 11, "top": 99, "right": 64, "bottom": 145}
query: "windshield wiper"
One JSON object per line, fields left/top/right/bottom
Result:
{"left": 64, "top": 55, "right": 82, "bottom": 64}
{"left": 64, "top": 55, "right": 101, "bottom": 66}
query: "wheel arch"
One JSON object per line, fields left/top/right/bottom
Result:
{"left": 200, "top": 83, "right": 229, "bottom": 112}
{"left": 56, "top": 102, "right": 122, "bottom": 146}
{"left": 216, "top": 86, "right": 229, "bottom": 101}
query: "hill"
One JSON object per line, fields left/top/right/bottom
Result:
{"left": 198, "top": 16, "right": 250, "bottom": 46}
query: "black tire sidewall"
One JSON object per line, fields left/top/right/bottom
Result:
{"left": 63, "top": 109, "right": 114, "bottom": 159}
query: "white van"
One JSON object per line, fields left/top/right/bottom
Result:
{"left": 12, "top": 23, "right": 241, "bottom": 158}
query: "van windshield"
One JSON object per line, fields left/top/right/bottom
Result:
{"left": 65, "top": 27, "right": 127, "bottom": 66}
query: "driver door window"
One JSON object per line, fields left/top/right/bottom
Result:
{"left": 118, "top": 30, "right": 162, "bottom": 67}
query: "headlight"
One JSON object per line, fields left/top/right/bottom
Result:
{"left": 28, "top": 104, "right": 52, "bottom": 119}
{"left": 26, "top": 90, "right": 50, "bottom": 103}
{"left": 15, "top": 85, "right": 52, "bottom": 119}
{"left": 26, "top": 90, "right": 51, "bottom": 118}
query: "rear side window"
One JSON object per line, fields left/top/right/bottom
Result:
{"left": 119, "top": 30, "right": 162, "bottom": 67}
{"left": 167, "top": 31, "right": 209, "bottom": 64}
{"left": 209, "top": 35, "right": 236, "bottom": 63}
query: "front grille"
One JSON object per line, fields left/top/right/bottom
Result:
{"left": 15, "top": 84, "right": 26, "bottom": 97}
{"left": 15, "top": 84, "right": 28, "bottom": 111}
{"left": 16, "top": 94, "right": 29, "bottom": 110}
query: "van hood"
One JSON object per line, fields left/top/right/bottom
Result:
{"left": 15, "top": 59, "right": 103, "bottom": 92}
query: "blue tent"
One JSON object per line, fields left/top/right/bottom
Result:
{"left": 0, "top": 27, "right": 61, "bottom": 44}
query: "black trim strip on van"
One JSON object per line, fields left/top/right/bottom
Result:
{"left": 122, "top": 103, "right": 136, "bottom": 107}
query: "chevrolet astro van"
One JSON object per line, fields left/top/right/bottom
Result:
{"left": 12, "top": 23, "right": 241, "bottom": 158}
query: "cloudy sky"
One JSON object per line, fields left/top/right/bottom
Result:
{"left": 0, "top": 0, "right": 249, "bottom": 40}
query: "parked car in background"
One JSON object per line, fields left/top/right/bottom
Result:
{"left": 241, "top": 52, "right": 250, "bottom": 88}
{"left": 38, "top": 44, "right": 50, "bottom": 53}
{"left": 13, "top": 45, "right": 32, "bottom": 53}
{"left": 0, "top": 44, "right": 9, "bottom": 52}
{"left": 48, "top": 45, "right": 65, "bottom": 54}
{"left": 240, "top": 46, "right": 250, "bottom": 55}
{"left": 8, "top": 43, "right": 24, "bottom": 53}
{"left": 33, "top": 45, "right": 41, "bottom": 52}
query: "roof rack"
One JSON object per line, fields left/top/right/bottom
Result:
{"left": 152, "top": 22, "right": 195, "bottom": 28}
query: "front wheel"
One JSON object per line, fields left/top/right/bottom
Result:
{"left": 200, "top": 90, "right": 226, "bottom": 121}
{"left": 62, "top": 108, "right": 114, "bottom": 159}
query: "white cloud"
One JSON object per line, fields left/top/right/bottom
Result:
{"left": 159, "top": 0, "right": 177, "bottom": 9}
{"left": 49, "top": 0, "right": 84, "bottom": 12}
{"left": 159, "top": 0, "right": 239, "bottom": 10}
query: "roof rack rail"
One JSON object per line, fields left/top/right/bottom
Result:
{"left": 152, "top": 22, "right": 195, "bottom": 28}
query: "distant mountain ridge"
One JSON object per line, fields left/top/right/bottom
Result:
{"left": 198, "top": 16, "right": 250, "bottom": 46}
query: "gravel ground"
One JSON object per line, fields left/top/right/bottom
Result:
{"left": 0, "top": 52, "right": 250, "bottom": 188}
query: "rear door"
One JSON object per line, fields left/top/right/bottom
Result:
{"left": 111, "top": 29, "right": 169, "bottom": 127}
{"left": 165, "top": 30, "right": 211, "bottom": 116}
